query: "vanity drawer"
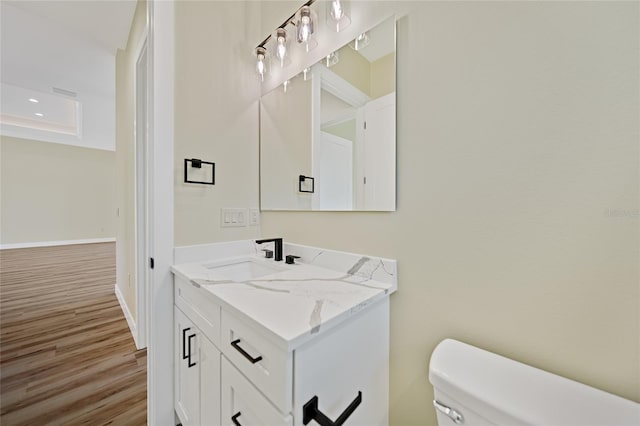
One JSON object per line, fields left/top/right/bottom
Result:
{"left": 221, "top": 309, "right": 292, "bottom": 414}
{"left": 175, "top": 276, "right": 221, "bottom": 347}
{"left": 221, "top": 357, "right": 292, "bottom": 426}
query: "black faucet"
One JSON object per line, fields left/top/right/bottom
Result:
{"left": 256, "top": 238, "right": 283, "bottom": 261}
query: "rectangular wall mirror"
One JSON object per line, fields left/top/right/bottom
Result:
{"left": 260, "top": 16, "right": 396, "bottom": 211}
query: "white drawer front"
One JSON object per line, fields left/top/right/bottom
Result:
{"left": 221, "top": 357, "right": 293, "bottom": 426}
{"left": 221, "top": 310, "right": 292, "bottom": 414}
{"left": 175, "top": 277, "right": 221, "bottom": 347}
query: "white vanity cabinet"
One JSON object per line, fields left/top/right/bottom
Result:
{"left": 175, "top": 279, "right": 389, "bottom": 425}
{"left": 172, "top": 240, "right": 397, "bottom": 426}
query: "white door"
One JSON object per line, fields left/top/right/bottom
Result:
{"left": 135, "top": 37, "right": 149, "bottom": 348}
{"left": 175, "top": 307, "right": 200, "bottom": 426}
{"left": 361, "top": 92, "right": 395, "bottom": 211}
{"left": 319, "top": 131, "right": 353, "bottom": 210}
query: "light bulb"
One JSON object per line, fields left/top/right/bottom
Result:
{"left": 325, "top": 51, "right": 339, "bottom": 67}
{"left": 302, "top": 67, "right": 311, "bottom": 81}
{"left": 300, "top": 17, "right": 310, "bottom": 42}
{"left": 275, "top": 28, "right": 287, "bottom": 67}
{"left": 255, "top": 47, "right": 267, "bottom": 82}
{"left": 349, "top": 32, "right": 370, "bottom": 51}
{"left": 277, "top": 37, "right": 286, "bottom": 60}
{"left": 283, "top": 80, "right": 290, "bottom": 93}
{"left": 326, "top": 0, "right": 350, "bottom": 32}
{"left": 256, "top": 54, "right": 265, "bottom": 76}
{"left": 330, "top": 0, "right": 343, "bottom": 20}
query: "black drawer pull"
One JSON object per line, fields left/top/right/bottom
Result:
{"left": 231, "top": 339, "right": 263, "bottom": 364}
{"left": 231, "top": 412, "right": 242, "bottom": 426}
{"left": 303, "top": 391, "right": 362, "bottom": 426}
{"left": 187, "top": 333, "right": 197, "bottom": 368}
{"left": 182, "top": 327, "right": 191, "bottom": 360}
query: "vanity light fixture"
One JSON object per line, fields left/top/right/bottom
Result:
{"left": 325, "top": 51, "right": 339, "bottom": 67}
{"left": 255, "top": 46, "right": 269, "bottom": 82}
{"left": 349, "top": 32, "right": 370, "bottom": 51}
{"left": 274, "top": 28, "right": 289, "bottom": 68}
{"left": 327, "top": 0, "right": 351, "bottom": 32}
{"left": 254, "top": 0, "right": 318, "bottom": 81}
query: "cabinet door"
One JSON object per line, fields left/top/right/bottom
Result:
{"left": 221, "top": 357, "right": 293, "bottom": 426}
{"left": 175, "top": 307, "right": 200, "bottom": 426}
{"left": 293, "top": 298, "right": 390, "bottom": 426}
{"left": 200, "top": 335, "right": 221, "bottom": 426}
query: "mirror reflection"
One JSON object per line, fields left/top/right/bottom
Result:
{"left": 260, "top": 16, "right": 396, "bottom": 211}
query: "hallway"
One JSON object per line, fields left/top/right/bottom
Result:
{"left": 0, "top": 242, "right": 146, "bottom": 425}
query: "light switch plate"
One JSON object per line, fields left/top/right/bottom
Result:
{"left": 221, "top": 208, "right": 248, "bottom": 227}
{"left": 249, "top": 209, "right": 260, "bottom": 226}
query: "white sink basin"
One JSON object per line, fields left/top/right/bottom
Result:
{"left": 205, "top": 258, "right": 286, "bottom": 282}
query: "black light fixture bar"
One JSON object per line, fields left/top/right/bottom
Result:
{"left": 256, "top": 0, "right": 317, "bottom": 49}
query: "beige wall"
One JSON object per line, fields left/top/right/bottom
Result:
{"left": 332, "top": 45, "right": 371, "bottom": 96}
{"left": 115, "top": 0, "right": 146, "bottom": 318}
{"left": 174, "top": 0, "right": 261, "bottom": 245}
{"left": 0, "top": 136, "right": 115, "bottom": 244}
{"left": 262, "top": 2, "right": 639, "bottom": 424}
{"left": 370, "top": 52, "right": 395, "bottom": 99}
{"left": 261, "top": 78, "right": 313, "bottom": 210}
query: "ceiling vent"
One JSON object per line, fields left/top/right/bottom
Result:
{"left": 52, "top": 87, "right": 78, "bottom": 98}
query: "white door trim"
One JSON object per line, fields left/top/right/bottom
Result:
{"left": 147, "top": 0, "right": 175, "bottom": 424}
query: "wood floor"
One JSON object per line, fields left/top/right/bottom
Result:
{"left": 0, "top": 242, "right": 147, "bottom": 426}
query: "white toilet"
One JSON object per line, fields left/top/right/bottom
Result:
{"left": 429, "top": 339, "right": 640, "bottom": 425}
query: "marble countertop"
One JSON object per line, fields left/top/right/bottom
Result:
{"left": 171, "top": 241, "right": 397, "bottom": 350}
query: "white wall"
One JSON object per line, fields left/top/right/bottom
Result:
{"left": 174, "top": 0, "right": 262, "bottom": 245}
{"left": 260, "top": 1, "right": 640, "bottom": 424}
{"left": 0, "top": 136, "right": 115, "bottom": 245}
{"left": 115, "top": 0, "right": 147, "bottom": 319}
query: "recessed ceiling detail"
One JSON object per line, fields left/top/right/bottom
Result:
{"left": 1, "top": 83, "right": 81, "bottom": 137}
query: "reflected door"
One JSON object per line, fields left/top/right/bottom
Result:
{"left": 361, "top": 92, "right": 396, "bottom": 210}
{"left": 319, "top": 132, "right": 353, "bottom": 210}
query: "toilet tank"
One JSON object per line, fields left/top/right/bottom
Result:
{"left": 428, "top": 339, "right": 640, "bottom": 426}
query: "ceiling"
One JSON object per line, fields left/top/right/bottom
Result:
{"left": 0, "top": 1, "right": 137, "bottom": 150}
{"left": 6, "top": 0, "right": 136, "bottom": 54}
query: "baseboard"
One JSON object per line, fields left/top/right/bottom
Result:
{"left": 0, "top": 237, "right": 116, "bottom": 250}
{"left": 114, "top": 283, "right": 142, "bottom": 350}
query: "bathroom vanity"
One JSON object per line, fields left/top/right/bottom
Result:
{"left": 171, "top": 240, "right": 397, "bottom": 426}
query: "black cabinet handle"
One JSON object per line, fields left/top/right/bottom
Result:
{"left": 187, "top": 333, "right": 197, "bottom": 368}
{"left": 182, "top": 328, "right": 191, "bottom": 360}
{"left": 231, "top": 339, "right": 263, "bottom": 364}
{"left": 303, "top": 391, "right": 362, "bottom": 426}
{"left": 231, "top": 412, "right": 242, "bottom": 426}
